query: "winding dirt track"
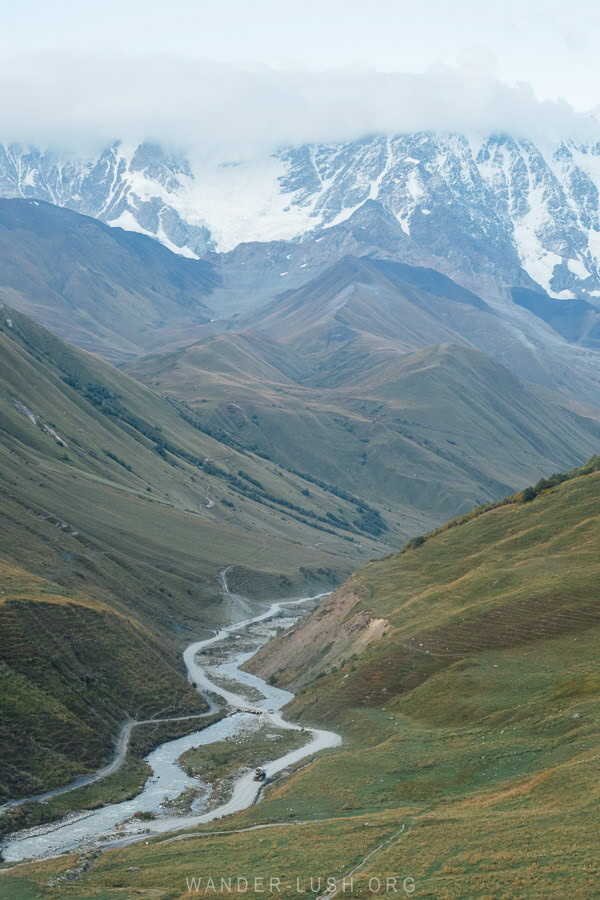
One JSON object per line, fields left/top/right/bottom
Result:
{"left": 0, "top": 567, "right": 241, "bottom": 817}
{"left": 316, "top": 825, "right": 408, "bottom": 899}
{"left": 1, "top": 572, "right": 341, "bottom": 861}
{"left": 0, "top": 709, "right": 220, "bottom": 818}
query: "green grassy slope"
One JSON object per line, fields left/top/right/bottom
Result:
{"left": 0, "top": 302, "right": 373, "bottom": 800}
{"left": 127, "top": 328, "right": 600, "bottom": 527}
{"left": 12, "top": 457, "right": 600, "bottom": 897}
{"left": 0, "top": 198, "right": 219, "bottom": 362}
{"left": 254, "top": 456, "right": 600, "bottom": 707}
{"left": 241, "top": 458, "right": 600, "bottom": 894}
{"left": 0, "top": 562, "right": 204, "bottom": 801}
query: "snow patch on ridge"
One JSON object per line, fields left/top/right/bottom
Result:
{"left": 568, "top": 258, "right": 591, "bottom": 279}
{"left": 109, "top": 210, "right": 200, "bottom": 259}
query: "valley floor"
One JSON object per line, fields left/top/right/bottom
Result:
{"left": 5, "top": 468, "right": 598, "bottom": 897}
{"left": 2, "top": 624, "right": 599, "bottom": 897}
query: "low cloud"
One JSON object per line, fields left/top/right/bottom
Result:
{"left": 0, "top": 51, "right": 597, "bottom": 155}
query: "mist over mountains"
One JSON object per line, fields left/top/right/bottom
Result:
{"left": 1, "top": 53, "right": 596, "bottom": 150}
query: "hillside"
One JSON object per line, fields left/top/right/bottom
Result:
{"left": 240, "top": 457, "right": 600, "bottom": 895}
{"left": 127, "top": 326, "right": 600, "bottom": 526}
{"left": 250, "top": 455, "right": 600, "bottom": 702}
{"left": 0, "top": 302, "right": 375, "bottom": 800}
{"left": 0, "top": 562, "right": 205, "bottom": 803}
{"left": 0, "top": 198, "right": 218, "bottom": 362}
{"left": 241, "top": 255, "right": 493, "bottom": 353}
{"left": 13, "top": 456, "right": 600, "bottom": 897}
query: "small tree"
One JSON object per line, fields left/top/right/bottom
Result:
{"left": 521, "top": 486, "right": 536, "bottom": 503}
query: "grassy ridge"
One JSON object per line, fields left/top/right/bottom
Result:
{"left": 268, "top": 458, "right": 600, "bottom": 717}
{"left": 402, "top": 452, "right": 600, "bottom": 551}
{"left": 0, "top": 198, "right": 218, "bottom": 362}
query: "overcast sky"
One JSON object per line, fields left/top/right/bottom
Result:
{"left": 2, "top": 0, "right": 599, "bottom": 151}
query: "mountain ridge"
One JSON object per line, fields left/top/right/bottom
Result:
{"left": 236, "top": 252, "right": 600, "bottom": 405}
{"left": 4, "top": 134, "right": 600, "bottom": 300}
{"left": 127, "top": 320, "right": 600, "bottom": 527}
{"left": 0, "top": 197, "right": 219, "bottom": 362}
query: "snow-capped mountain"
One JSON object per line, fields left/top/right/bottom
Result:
{"left": 2, "top": 134, "right": 600, "bottom": 300}
{"left": 0, "top": 143, "right": 214, "bottom": 259}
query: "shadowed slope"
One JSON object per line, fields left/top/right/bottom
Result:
{"left": 0, "top": 198, "right": 219, "bottom": 362}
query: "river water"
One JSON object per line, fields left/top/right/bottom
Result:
{"left": 2, "top": 594, "right": 340, "bottom": 862}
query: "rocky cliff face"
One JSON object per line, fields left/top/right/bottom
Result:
{"left": 246, "top": 587, "right": 388, "bottom": 693}
{"left": 3, "top": 134, "right": 600, "bottom": 300}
